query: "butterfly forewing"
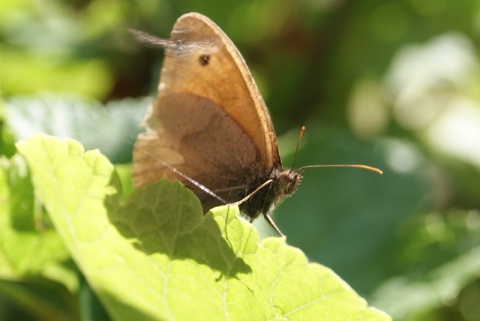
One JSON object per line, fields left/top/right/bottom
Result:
{"left": 132, "top": 13, "right": 282, "bottom": 211}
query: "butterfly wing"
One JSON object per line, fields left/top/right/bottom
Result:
{"left": 132, "top": 13, "right": 281, "bottom": 210}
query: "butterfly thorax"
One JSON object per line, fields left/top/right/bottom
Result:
{"left": 240, "top": 167, "right": 303, "bottom": 221}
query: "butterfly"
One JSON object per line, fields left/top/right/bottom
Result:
{"left": 131, "top": 13, "right": 381, "bottom": 236}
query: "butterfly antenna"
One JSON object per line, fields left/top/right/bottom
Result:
{"left": 289, "top": 126, "right": 306, "bottom": 172}
{"left": 300, "top": 164, "right": 383, "bottom": 175}
{"left": 291, "top": 126, "right": 382, "bottom": 175}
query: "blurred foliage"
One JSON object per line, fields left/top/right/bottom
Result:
{"left": 1, "top": 0, "right": 480, "bottom": 320}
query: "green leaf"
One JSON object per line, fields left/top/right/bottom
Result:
{"left": 0, "top": 155, "right": 80, "bottom": 320}
{"left": 0, "top": 155, "right": 74, "bottom": 283}
{"left": 17, "top": 134, "right": 390, "bottom": 321}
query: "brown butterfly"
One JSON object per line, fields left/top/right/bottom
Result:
{"left": 131, "top": 13, "right": 381, "bottom": 236}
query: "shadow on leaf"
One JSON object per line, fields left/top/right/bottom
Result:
{"left": 105, "top": 177, "right": 252, "bottom": 277}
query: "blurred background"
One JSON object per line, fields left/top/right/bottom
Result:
{"left": 2, "top": 0, "right": 480, "bottom": 320}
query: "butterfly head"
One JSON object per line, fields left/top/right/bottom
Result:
{"left": 239, "top": 166, "right": 303, "bottom": 221}
{"left": 272, "top": 167, "right": 303, "bottom": 203}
